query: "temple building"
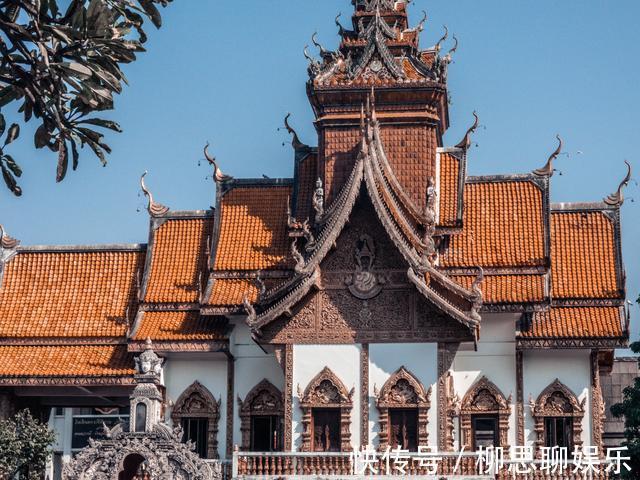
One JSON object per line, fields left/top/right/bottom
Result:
{"left": 0, "top": 0, "right": 632, "bottom": 478}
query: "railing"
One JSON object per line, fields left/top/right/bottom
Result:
{"left": 231, "top": 451, "right": 613, "bottom": 479}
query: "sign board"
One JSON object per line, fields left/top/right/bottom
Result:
{"left": 71, "top": 415, "right": 129, "bottom": 450}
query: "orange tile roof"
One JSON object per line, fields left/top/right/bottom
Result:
{"left": 449, "top": 274, "right": 546, "bottom": 304}
{"left": 551, "top": 211, "right": 621, "bottom": 299}
{"left": 0, "top": 250, "right": 144, "bottom": 338}
{"left": 439, "top": 152, "right": 461, "bottom": 227}
{"left": 208, "top": 279, "right": 258, "bottom": 306}
{"left": 294, "top": 153, "right": 317, "bottom": 221}
{"left": 0, "top": 345, "right": 134, "bottom": 377}
{"left": 214, "top": 186, "right": 292, "bottom": 271}
{"left": 520, "top": 306, "right": 623, "bottom": 338}
{"left": 143, "top": 216, "right": 213, "bottom": 303}
{"left": 323, "top": 127, "right": 361, "bottom": 204}
{"left": 441, "top": 180, "right": 546, "bottom": 268}
{"left": 133, "top": 311, "right": 228, "bottom": 341}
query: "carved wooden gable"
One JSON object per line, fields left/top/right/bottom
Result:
{"left": 262, "top": 195, "right": 474, "bottom": 344}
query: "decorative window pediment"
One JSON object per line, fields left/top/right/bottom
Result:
{"left": 457, "top": 376, "right": 511, "bottom": 450}
{"left": 238, "top": 379, "right": 284, "bottom": 451}
{"left": 171, "top": 381, "right": 221, "bottom": 459}
{"left": 374, "top": 366, "right": 432, "bottom": 451}
{"left": 298, "top": 367, "right": 354, "bottom": 452}
{"left": 530, "top": 379, "right": 585, "bottom": 452}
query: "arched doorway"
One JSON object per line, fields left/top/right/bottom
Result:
{"left": 118, "top": 454, "right": 145, "bottom": 480}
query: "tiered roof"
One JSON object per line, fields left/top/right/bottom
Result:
{"left": 0, "top": 0, "right": 630, "bottom": 383}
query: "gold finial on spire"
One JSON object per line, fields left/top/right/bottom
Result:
{"left": 140, "top": 171, "right": 170, "bottom": 217}
{"left": 533, "top": 135, "right": 563, "bottom": 177}
{"left": 604, "top": 160, "right": 632, "bottom": 206}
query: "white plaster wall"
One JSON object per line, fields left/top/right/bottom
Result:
{"left": 164, "top": 355, "right": 228, "bottom": 458}
{"left": 369, "top": 343, "right": 438, "bottom": 448}
{"left": 231, "top": 319, "right": 284, "bottom": 449}
{"left": 523, "top": 349, "right": 592, "bottom": 447}
{"left": 450, "top": 313, "right": 518, "bottom": 449}
{"left": 292, "top": 344, "right": 361, "bottom": 451}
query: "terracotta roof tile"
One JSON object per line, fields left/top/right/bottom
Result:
{"left": 208, "top": 279, "right": 258, "bottom": 306}
{"left": 133, "top": 311, "right": 228, "bottom": 341}
{"left": 323, "top": 127, "right": 360, "bottom": 204}
{"left": 438, "top": 152, "right": 461, "bottom": 227}
{"left": 449, "top": 274, "right": 546, "bottom": 304}
{"left": 551, "top": 211, "right": 621, "bottom": 299}
{"left": 0, "top": 345, "right": 134, "bottom": 377}
{"left": 143, "top": 217, "right": 212, "bottom": 303}
{"left": 0, "top": 250, "right": 144, "bottom": 338}
{"left": 520, "top": 306, "right": 623, "bottom": 338}
{"left": 214, "top": 186, "right": 292, "bottom": 271}
{"left": 441, "top": 180, "right": 546, "bottom": 268}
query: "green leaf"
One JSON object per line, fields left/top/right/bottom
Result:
{"left": 56, "top": 141, "right": 68, "bottom": 182}
{"left": 79, "top": 118, "right": 122, "bottom": 132}
{"left": 34, "top": 124, "right": 51, "bottom": 149}
{"left": 138, "top": 0, "right": 162, "bottom": 28}
{"left": 4, "top": 124, "right": 20, "bottom": 146}
{"left": 3, "top": 155, "right": 22, "bottom": 177}
{"left": 1, "top": 164, "right": 21, "bottom": 196}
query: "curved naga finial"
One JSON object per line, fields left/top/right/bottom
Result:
{"left": 434, "top": 25, "right": 448, "bottom": 53}
{"left": 455, "top": 111, "right": 479, "bottom": 150}
{"left": 335, "top": 13, "right": 347, "bottom": 37}
{"left": 140, "top": 171, "right": 170, "bottom": 217}
{"left": 604, "top": 160, "right": 632, "bottom": 206}
{"left": 0, "top": 224, "right": 20, "bottom": 250}
{"left": 284, "top": 113, "right": 307, "bottom": 150}
{"left": 415, "top": 10, "right": 427, "bottom": 33}
{"left": 443, "top": 34, "right": 458, "bottom": 64}
{"left": 312, "top": 32, "right": 329, "bottom": 57}
{"left": 533, "top": 135, "right": 563, "bottom": 177}
{"left": 204, "top": 143, "right": 233, "bottom": 183}
{"left": 291, "top": 240, "right": 305, "bottom": 273}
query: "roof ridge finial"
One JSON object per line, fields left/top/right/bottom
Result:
{"left": 284, "top": 113, "right": 308, "bottom": 150}
{"left": 0, "top": 224, "right": 19, "bottom": 251}
{"left": 434, "top": 25, "right": 448, "bottom": 53}
{"left": 533, "top": 135, "right": 562, "bottom": 177}
{"left": 455, "top": 111, "right": 479, "bottom": 150}
{"left": 140, "top": 171, "right": 170, "bottom": 217}
{"left": 335, "top": 13, "right": 347, "bottom": 37}
{"left": 604, "top": 160, "right": 632, "bottom": 206}
{"left": 204, "top": 142, "right": 233, "bottom": 184}
{"left": 470, "top": 267, "right": 484, "bottom": 321}
{"left": 312, "top": 32, "right": 329, "bottom": 58}
{"left": 443, "top": 34, "right": 458, "bottom": 63}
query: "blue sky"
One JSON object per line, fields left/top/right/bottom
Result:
{"left": 1, "top": 1, "right": 639, "bottom": 344}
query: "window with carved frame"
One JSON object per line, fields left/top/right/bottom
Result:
{"left": 171, "top": 381, "right": 220, "bottom": 459}
{"left": 374, "top": 366, "right": 431, "bottom": 452}
{"left": 298, "top": 366, "right": 354, "bottom": 452}
{"left": 530, "top": 379, "right": 584, "bottom": 454}
{"left": 457, "top": 376, "right": 511, "bottom": 451}
{"left": 238, "top": 379, "right": 284, "bottom": 452}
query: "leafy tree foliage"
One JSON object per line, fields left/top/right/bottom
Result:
{"left": 0, "top": 409, "right": 55, "bottom": 479}
{"left": 610, "top": 294, "right": 640, "bottom": 479}
{"left": 0, "top": 0, "right": 171, "bottom": 195}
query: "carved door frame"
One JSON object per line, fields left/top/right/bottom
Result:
{"left": 171, "top": 381, "right": 221, "bottom": 459}
{"left": 457, "top": 376, "right": 511, "bottom": 450}
{"left": 374, "top": 366, "right": 431, "bottom": 451}
{"left": 530, "top": 379, "right": 585, "bottom": 453}
{"left": 298, "top": 366, "right": 354, "bottom": 452}
{"left": 237, "top": 379, "right": 284, "bottom": 451}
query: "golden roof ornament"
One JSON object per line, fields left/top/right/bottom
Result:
{"left": 533, "top": 135, "right": 563, "bottom": 177}
{"left": 604, "top": 160, "right": 632, "bottom": 206}
{"left": 140, "top": 171, "right": 170, "bottom": 217}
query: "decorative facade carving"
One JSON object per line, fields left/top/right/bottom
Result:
{"left": 238, "top": 379, "right": 284, "bottom": 451}
{"left": 530, "top": 379, "right": 585, "bottom": 454}
{"left": 515, "top": 350, "right": 525, "bottom": 446}
{"left": 63, "top": 423, "right": 221, "bottom": 480}
{"left": 226, "top": 359, "right": 234, "bottom": 458}
{"left": 346, "top": 234, "right": 384, "bottom": 299}
{"left": 171, "top": 381, "right": 221, "bottom": 459}
{"left": 437, "top": 343, "right": 458, "bottom": 451}
{"left": 298, "top": 366, "right": 354, "bottom": 452}
{"left": 591, "top": 351, "right": 605, "bottom": 456}
{"left": 284, "top": 344, "right": 293, "bottom": 451}
{"left": 361, "top": 344, "right": 370, "bottom": 447}
{"left": 374, "top": 366, "right": 431, "bottom": 451}
{"left": 457, "top": 376, "right": 511, "bottom": 450}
